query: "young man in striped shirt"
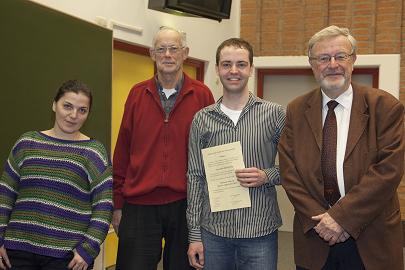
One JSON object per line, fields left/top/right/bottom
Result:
{"left": 187, "top": 38, "right": 285, "bottom": 270}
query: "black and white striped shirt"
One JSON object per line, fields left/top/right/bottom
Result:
{"left": 187, "top": 93, "right": 286, "bottom": 242}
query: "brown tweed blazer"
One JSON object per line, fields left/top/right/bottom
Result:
{"left": 279, "top": 83, "right": 404, "bottom": 270}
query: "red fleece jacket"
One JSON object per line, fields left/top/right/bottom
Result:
{"left": 113, "top": 73, "right": 214, "bottom": 207}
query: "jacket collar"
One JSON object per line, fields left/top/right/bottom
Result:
{"left": 304, "top": 82, "right": 369, "bottom": 159}
{"left": 344, "top": 82, "right": 369, "bottom": 160}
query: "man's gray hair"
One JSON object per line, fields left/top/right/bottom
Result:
{"left": 308, "top": 25, "right": 357, "bottom": 57}
{"left": 152, "top": 26, "right": 187, "bottom": 48}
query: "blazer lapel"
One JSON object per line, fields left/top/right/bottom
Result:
{"left": 305, "top": 89, "right": 323, "bottom": 150}
{"left": 345, "top": 84, "right": 369, "bottom": 161}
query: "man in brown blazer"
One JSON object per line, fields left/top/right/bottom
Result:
{"left": 278, "top": 25, "right": 404, "bottom": 270}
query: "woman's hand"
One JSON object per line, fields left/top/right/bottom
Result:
{"left": 0, "top": 246, "right": 11, "bottom": 270}
{"left": 67, "top": 249, "right": 88, "bottom": 270}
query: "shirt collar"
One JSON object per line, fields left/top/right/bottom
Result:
{"left": 209, "top": 92, "right": 263, "bottom": 113}
{"left": 155, "top": 74, "right": 184, "bottom": 93}
{"left": 321, "top": 84, "right": 353, "bottom": 110}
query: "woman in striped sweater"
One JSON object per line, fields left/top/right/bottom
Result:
{"left": 0, "top": 80, "right": 113, "bottom": 270}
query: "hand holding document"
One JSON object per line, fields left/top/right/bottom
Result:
{"left": 202, "top": 141, "right": 251, "bottom": 212}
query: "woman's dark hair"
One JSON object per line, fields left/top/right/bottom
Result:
{"left": 54, "top": 80, "right": 93, "bottom": 110}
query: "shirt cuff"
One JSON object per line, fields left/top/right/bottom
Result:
{"left": 188, "top": 227, "right": 202, "bottom": 243}
{"left": 263, "top": 166, "right": 280, "bottom": 186}
{"left": 75, "top": 245, "right": 93, "bottom": 266}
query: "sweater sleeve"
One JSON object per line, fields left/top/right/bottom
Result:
{"left": 76, "top": 143, "right": 113, "bottom": 265}
{"left": 0, "top": 137, "right": 23, "bottom": 247}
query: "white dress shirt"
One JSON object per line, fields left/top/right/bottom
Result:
{"left": 321, "top": 85, "right": 353, "bottom": 198}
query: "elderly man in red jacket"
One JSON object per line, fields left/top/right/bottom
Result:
{"left": 112, "top": 26, "right": 214, "bottom": 270}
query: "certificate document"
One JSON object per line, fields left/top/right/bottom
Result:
{"left": 202, "top": 141, "right": 251, "bottom": 212}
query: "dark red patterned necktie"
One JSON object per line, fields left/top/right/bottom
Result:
{"left": 321, "top": 100, "right": 341, "bottom": 206}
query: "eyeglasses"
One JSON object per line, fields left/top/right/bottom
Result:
{"left": 309, "top": 53, "right": 354, "bottom": 65}
{"left": 219, "top": 61, "right": 250, "bottom": 71}
{"left": 153, "top": 46, "right": 184, "bottom": 55}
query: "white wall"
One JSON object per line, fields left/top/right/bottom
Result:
{"left": 29, "top": 0, "right": 241, "bottom": 99}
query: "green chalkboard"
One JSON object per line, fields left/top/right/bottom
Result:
{"left": 0, "top": 0, "right": 112, "bottom": 164}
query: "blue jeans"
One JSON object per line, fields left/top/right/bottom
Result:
{"left": 201, "top": 228, "right": 278, "bottom": 270}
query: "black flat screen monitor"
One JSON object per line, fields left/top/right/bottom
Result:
{"left": 149, "top": 0, "right": 232, "bottom": 21}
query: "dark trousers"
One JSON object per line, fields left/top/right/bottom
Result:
{"left": 296, "top": 238, "right": 365, "bottom": 270}
{"left": 6, "top": 249, "right": 81, "bottom": 270}
{"left": 115, "top": 199, "right": 192, "bottom": 270}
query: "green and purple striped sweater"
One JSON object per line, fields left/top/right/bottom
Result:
{"left": 0, "top": 131, "right": 113, "bottom": 264}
